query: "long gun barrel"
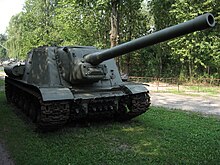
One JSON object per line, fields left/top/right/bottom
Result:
{"left": 84, "top": 13, "right": 215, "bottom": 65}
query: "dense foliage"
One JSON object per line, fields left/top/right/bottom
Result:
{"left": 1, "top": 0, "right": 219, "bottom": 78}
{"left": 0, "top": 34, "right": 7, "bottom": 60}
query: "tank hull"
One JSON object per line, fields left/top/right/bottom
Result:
{"left": 5, "top": 76, "right": 150, "bottom": 129}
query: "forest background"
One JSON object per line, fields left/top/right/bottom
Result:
{"left": 0, "top": 0, "right": 219, "bottom": 79}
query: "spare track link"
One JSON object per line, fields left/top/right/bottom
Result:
{"left": 5, "top": 78, "right": 70, "bottom": 129}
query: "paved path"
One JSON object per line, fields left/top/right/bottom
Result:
{"left": 0, "top": 71, "right": 14, "bottom": 164}
{"left": 150, "top": 92, "right": 220, "bottom": 116}
{"left": 0, "top": 71, "right": 5, "bottom": 80}
{"left": 0, "top": 71, "right": 5, "bottom": 91}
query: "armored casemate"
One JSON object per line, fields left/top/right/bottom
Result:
{"left": 4, "top": 13, "right": 215, "bottom": 129}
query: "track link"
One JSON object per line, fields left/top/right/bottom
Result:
{"left": 116, "top": 92, "right": 150, "bottom": 121}
{"left": 5, "top": 78, "right": 70, "bottom": 130}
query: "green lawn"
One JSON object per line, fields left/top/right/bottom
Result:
{"left": 156, "top": 85, "right": 220, "bottom": 97}
{"left": 0, "top": 78, "right": 4, "bottom": 86}
{"left": 185, "top": 85, "right": 220, "bottom": 95}
{"left": 0, "top": 90, "right": 220, "bottom": 165}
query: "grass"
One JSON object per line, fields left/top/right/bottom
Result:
{"left": 0, "top": 78, "right": 4, "bottom": 86}
{"left": 0, "top": 91, "right": 220, "bottom": 165}
{"left": 154, "top": 85, "right": 220, "bottom": 97}
{"left": 185, "top": 86, "right": 220, "bottom": 95}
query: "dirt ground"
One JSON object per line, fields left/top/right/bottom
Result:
{"left": 146, "top": 82, "right": 220, "bottom": 116}
{"left": 0, "top": 72, "right": 15, "bottom": 164}
{"left": 150, "top": 92, "right": 220, "bottom": 116}
{"left": 0, "top": 141, "right": 14, "bottom": 165}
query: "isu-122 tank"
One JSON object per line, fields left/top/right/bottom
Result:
{"left": 4, "top": 13, "right": 215, "bottom": 129}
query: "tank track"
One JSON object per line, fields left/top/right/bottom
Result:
{"left": 116, "top": 92, "right": 150, "bottom": 121}
{"left": 5, "top": 78, "right": 70, "bottom": 130}
{"left": 5, "top": 77, "right": 150, "bottom": 130}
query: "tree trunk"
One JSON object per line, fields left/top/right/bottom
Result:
{"left": 110, "top": 0, "right": 120, "bottom": 70}
{"left": 110, "top": 0, "right": 119, "bottom": 48}
{"left": 125, "top": 27, "right": 132, "bottom": 76}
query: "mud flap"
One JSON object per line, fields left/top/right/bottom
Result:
{"left": 39, "top": 87, "right": 74, "bottom": 101}
{"left": 121, "top": 84, "right": 149, "bottom": 94}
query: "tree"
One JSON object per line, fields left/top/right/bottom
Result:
{"left": 55, "top": 0, "right": 111, "bottom": 47}
{"left": 148, "top": 0, "right": 220, "bottom": 78}
{"left": 0, "top": 34, "right": 8, "bottom": 60}
{"left": 6, "top": 0, "right": 218, "bottom": 78}
{"left": 6, "top": 13, "right": 23, "bottom": 59}
{"left": 149, "top": 0, "right": 176, "bottom": 77}
{"left": 168, "top": 0, "right": 220, "bottom": 78}
{"left": 117, "top": 0, "right": 152, "bottom": 75}
{"left": 55, "top": 0, "right": 150, "bottom": 76}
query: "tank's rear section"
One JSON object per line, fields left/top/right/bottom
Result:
{"left": 4, "top": 46, "right": 150, "bottom": 129}
{"left": 4, "top": 47, "right": 72, "bottom": 128}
